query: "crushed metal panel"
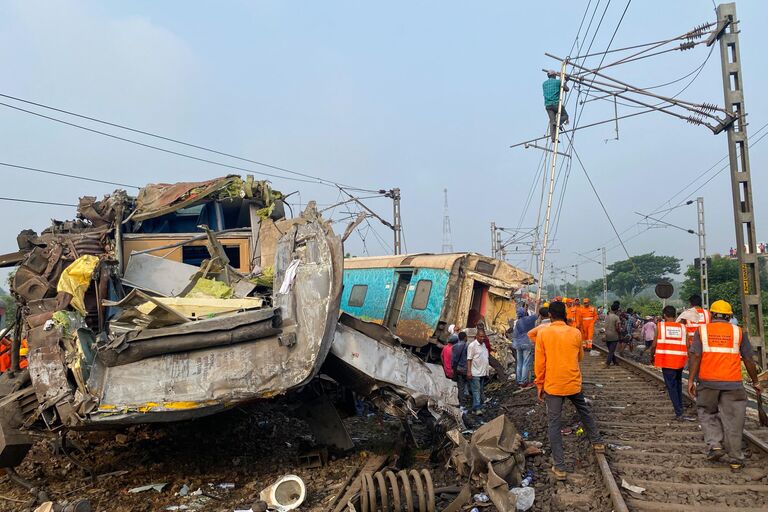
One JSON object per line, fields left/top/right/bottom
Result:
{"left": 122, "top": 253, "right": 200, "bottom": 297}
{"left": 329, "top": 321, "right": 460, "bottom": 416}
{"left": 85, "top": 208, "right": 342, "bottom": 424}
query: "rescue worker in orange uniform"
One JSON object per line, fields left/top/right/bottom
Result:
{"left": 565, "top": 298, "right": 579, "bottom": 329}
{"left": 578, "top": 298, "right": 598, "bottom": 350}
{"left": 650, "top": 306, "right": 694, "bottom": 421}
{"left": 687, "top": 300, "right": 762, "bottom": 469}
{"left": 533, "top": 301, "right": 604, "bottom": 481}
{"left": 0, "top": 338, "right": 28, "bottom": 373}
{"left": 676, "top": 293, "right": 710, "bottom": 340}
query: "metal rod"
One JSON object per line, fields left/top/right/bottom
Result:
{"left": 510, "top": 108, "right": 656, "bottom": 149}
{"left": 697, "top": 197, "right": 709, "bottom": 308}
{"left": 548, "top": 52, "right": 728, "bottom": 114}
{"left": 536, "top": 60, "right": 567, "bottom": 304}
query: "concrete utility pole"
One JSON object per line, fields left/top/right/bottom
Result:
{"left": 390, "top": 188, "right": 402, "bottom": 255}
{"left": 697, "top": 197, "right": 709, "bottom": 308}
{"left": 602, "top": 247, "right": 608, "bottom": 311}
{"left": 716, "top": 3, "right": 765, "bottom": 366}
{"left": 536, "top": 60, "right": 568, "bottom": 304}
{"left": 441, "top": 188, "right": 454, "bottom": 253}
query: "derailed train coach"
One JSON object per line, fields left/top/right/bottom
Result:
{"left": 340, "top": 253, "right": 535, "bottom": 354}
{"left": 0, "top": 175, "right": 345, "bottom": 467}
{"left": 0, "top": 175, "right": 464, "bottom": 470}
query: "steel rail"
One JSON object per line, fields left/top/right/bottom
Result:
{"left": 591, "top": 343, "right": 768, "bottom": 454}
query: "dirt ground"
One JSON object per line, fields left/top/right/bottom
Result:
{"left": 0, "top": 374, "right": 614, "bottom": 512}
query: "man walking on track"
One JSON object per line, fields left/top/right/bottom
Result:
{"left": 542, "top": 71, "right": 569, "bottom": 142}
{"left": 533, "top": 301, "right": 604, "bottom": 480}
{"left": 677, "top": 293, "right": 711, "bottom": 339}
{"left": 604, "top": 303, "right": 621, "bottom": 367}
{"left": 650, "top": 306, "right": 694, "bottom": 421}
{"left": 579, "top": 298, "right": 597, "bottom": 350}
{"left": 687, "top": 300, "right": 763, "bottom": 469}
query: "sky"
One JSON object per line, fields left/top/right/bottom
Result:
{"left": 0, "top": 0, "right": 765, "bottom": 287}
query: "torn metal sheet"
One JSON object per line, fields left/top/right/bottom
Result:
{"left": 83, "top": 208, "right": 342, "bottom": 424}
{"left": 325, "top": 317, "right": 460, "bottom": 427}
{"left": 122, "top": 253, "right": 200, "bottom": 297}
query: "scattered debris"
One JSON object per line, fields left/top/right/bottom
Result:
{"left": 608, "top": 443, "right": 633, "bottom": 451}
{"left": 621, "top": 479, "right": 646, "bottom": 495}
{"left": 509, "top": 486, "right": 535, "bottom": 511}
{"left": 259, "top": 475, "right": 305, "bottom": 511}
{"left": 128, "top": 482, "right": 168, "bottom": 493}
{"left": 447, "top": 415, "right": 527, "bottom": 512}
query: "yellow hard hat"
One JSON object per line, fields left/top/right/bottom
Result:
{"left": 710, "top": 300, "right": 733, "bottom": 315}
{"left": 543, "top": 302, "right": 550, "bottom": 308}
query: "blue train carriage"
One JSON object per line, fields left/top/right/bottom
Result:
{"left": 341, "top": 253, "right": 534, "bottom": 353}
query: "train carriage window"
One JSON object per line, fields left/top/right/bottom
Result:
{"left": 475, "top": 261, "right": 496, "bottom": 275}
{"left": 348, "top": 285, "right": 368, "bottom": 307}
{"left": 411, "top": 280, "right": 433, "bottom": 310}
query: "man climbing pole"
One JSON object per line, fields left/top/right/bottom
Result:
{"left": 542, "top": 70, "right": 569, "bottom": 142}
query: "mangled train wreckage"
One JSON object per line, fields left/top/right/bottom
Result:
{"left": 0, "top": 175, "right": 530, "bottom": 469}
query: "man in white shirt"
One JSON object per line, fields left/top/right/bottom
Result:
{"left": 676, "top": 294, "right": 711, "bottom": 339}
{"left": 466, "top": 334, "right": 490, "bottom": 416}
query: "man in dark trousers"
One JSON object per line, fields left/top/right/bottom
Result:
{"left": 650, "top": 306, "right": 694, "bottom": 421}
{"left": 543, "top": 70, "right": 569, "bottom": 142}
{"left": 451, "top": 331, "right": 469, "bottom": 409}
{"left": 533, "top": 301, "right": 604, "bottom": 480}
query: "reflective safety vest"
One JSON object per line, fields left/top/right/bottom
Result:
{"left": 684, "top": 307, "right": 711, "bottom": 338}
{"left": 699, "top": 322, "right": 742, "bottom": 382}
{"left": 580, "top": 306, "right": 597, "bottom": 323}
{"left": 653, "top": 322, "right": 687, "bottom": 370}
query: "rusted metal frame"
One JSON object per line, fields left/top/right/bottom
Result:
{"left": 592, "top": 344, "right": 768, "bottom": 454}
{"left": 127, "top": 227, "right": 248, "bottom": 256}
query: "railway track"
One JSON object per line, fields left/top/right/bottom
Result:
{"left": 582, "top": 345, "right": 768, "bottom": 512}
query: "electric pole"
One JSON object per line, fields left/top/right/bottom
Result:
{"left": 715, "top": 3, "right": 765, "bottom": 366}
{"left": 442, "top": 188, "right": 454, "bottom": 253}
{"left": 536, "top": 60, "right": 568, "bottom": 304}
{"left": 697, "top": 197, "right": 709, "bottom": 308}
{"left": 389, "top": 188, "right": 402, "bottom": 255}
{"left": 490, "top": 222, "right": 497, "bottom": 258}
{"left": 602, "top": 247, "right": 608, "bottom": 311}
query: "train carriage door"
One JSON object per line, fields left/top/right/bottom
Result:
{"left": 385, "top": 271, "right": 412, "bottom": 332}
{"left": 466, "top": 281, "right": 489, "bottom": 328}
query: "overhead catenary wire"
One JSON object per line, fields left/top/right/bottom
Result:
{"left": 0, "top": 92, "right": 380, "bottom": 193}
{"left": 0, "top": 161, "right": 140, "bottom": 189}
{"left": 0, "top": 196, "right": 77, "bottom": 207}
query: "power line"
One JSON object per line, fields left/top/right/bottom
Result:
{"left": 567, "top": 134, "right": 632, "bottom": 261}
{"left": 0, "top": 161, "right": 139, "bottom": 189}
{"left": 0, "top": 196, "right": 77, "bottom": 207}
{"left": 0, "top": 94, "right": 380, "bottom": 193}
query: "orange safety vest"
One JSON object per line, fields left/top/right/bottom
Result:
{"left": 567, "top": 306, "right": 578, "bottom": 325}
{"left": 580, "top": 306, "right": 597, "bottom": 324}
{"left": 653, "top": 321, "right": 687, "bottom": 370}
{"left": 684, "top": 307, "right": 711, "bottom": 338}
{"left": 699, "top": 322, "right": 742, "bottom": 382}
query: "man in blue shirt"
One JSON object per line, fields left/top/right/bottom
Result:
{"left": 512, "top": 309, "right": 538, "bottom": 387}
{"left": 542, "top": 71, "right": 569, "bottom": 142}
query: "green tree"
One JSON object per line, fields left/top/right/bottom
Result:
{"left": 606, "top": 253, "right": 681, "bottom": 297}
{"left": 680, "top": 254, "right": 768, "bottom": 331}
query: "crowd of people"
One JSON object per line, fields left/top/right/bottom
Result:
{"left": 440, "top": 292, "right": 764, "bottom": 479}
